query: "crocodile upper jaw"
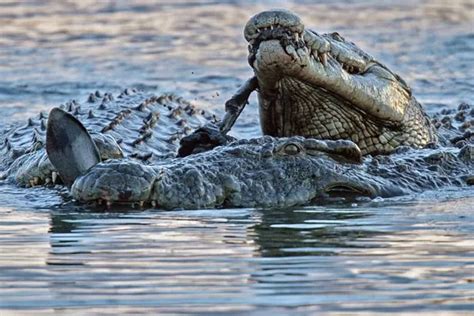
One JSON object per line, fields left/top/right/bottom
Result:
{"left": 245, "top": 10, "right": 412, "bottom": 125}
{"left": 244, "top": 10, "right": 439, "bottom": 155}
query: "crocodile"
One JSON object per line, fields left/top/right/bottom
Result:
{"left": 198, "top": 9, "right": 440, "bottom": 156}
{"left": 1, "top": 8, "right": 473, "bottom": 209}
{"left": 0, "top": 87, "right": 472, "bottom": 209}
{"left": 70, "top": 133, "right": 473, "bottom": 210}
{"left": 0, "top": 89, "right": 218, "bottom": 186}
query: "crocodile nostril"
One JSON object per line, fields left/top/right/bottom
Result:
{"left": 244, "top": 9, "right": 304, "bottom": 41}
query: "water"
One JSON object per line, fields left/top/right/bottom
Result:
{"left": 0, "top": 0, "right": 473, "bottom": 314}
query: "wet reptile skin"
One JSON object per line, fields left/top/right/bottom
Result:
{"left": 0, "top": 89, "right": 217, "bottom": 186}
{"left": 0, "top": 88, "right": 471, "bottom": 209}
{"left": 0, "top": 9, "right": 472, "bottom": 209}
{"left": 245, "top": 10, "right": 438, "bottom": 155}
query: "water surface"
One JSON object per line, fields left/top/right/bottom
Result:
{"left": 0, "top": 0, "right": 473, "bottom": 314}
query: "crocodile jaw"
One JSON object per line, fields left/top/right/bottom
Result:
{"left": 245, "top": 10, "right": 412, "bottom": 124}
{"left": 70, "top": 137, "right": 404, "bottom": 210}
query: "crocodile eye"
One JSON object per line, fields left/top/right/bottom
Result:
{"left": 284, "top": 143, "right": 301, "bottom": 155}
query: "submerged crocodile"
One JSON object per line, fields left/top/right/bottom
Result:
{"left": 0, "top": 90, "right": 218, "bottom": 186}
{"left": 70, "top": 134, "right": 473, "bottom": 210}
{"left": 0, "top": 87, "right": 471, "bottom": 209}
{"left": 0, "top": 10, "right": 472, "bottom": 209}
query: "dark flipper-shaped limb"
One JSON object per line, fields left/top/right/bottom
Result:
{"left": 177, "top": 77, "right": 258, "bottom": 157}
{"left": 219, "top": 76, "right": 259, "bottom": 134}
{"left": 46, "top": 108, "right": 101, "bottom": 187}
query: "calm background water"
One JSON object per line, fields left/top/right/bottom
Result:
{"left": 0, "top": 0, "right": 473, "bottom": 314}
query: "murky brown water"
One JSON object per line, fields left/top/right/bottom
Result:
{"left": 0, "top": 0, "right": 473, "bottom": 314}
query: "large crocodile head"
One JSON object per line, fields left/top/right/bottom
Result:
{"left": 71, "top": 136, "right": 405, "bottom": 210}
{"left": 48, "top": 102, "right": 474, "bottom": 210}
{"left": 244, "top": 10, "right": 437, "bottom": 155}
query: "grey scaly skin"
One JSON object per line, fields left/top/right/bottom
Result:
{"left": 1, "top": 132, "right": 123, "bottom": 187}
{"left": 0, "top": 6, "right": 472, "bottom": 209}
{"left": 71, "top": 136, "right": 473, "bottom": 210}
{"left": 243, "top": 10, "right": 439, "bottom": 155}
{"left": 0, "top": 88, "right": 471, "bottom": 209}
{"left": 0, "top": 89, "right": 217, "bottom": 186}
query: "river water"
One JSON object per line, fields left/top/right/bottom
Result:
{"left": 0, "top": 0, "right": 473, "bottom": 314}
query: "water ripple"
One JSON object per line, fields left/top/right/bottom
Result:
{"left": 0, "top": 0, "right": 473, "bottom": 314}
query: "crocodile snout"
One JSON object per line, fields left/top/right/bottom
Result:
{"left": 244, "top": 9, "right": 304, "bottom": 41}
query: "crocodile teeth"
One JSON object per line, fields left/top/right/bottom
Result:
{"left": 33, "top": 176, "right": 40, "bottom": 185}
{"left": 52, "top": 171, "right": 58, "bottom": 184}
{"left": 29, "top": 179, "right": 35, "bottom": 187}
{"left": 311, "top": 51, "right": 320, "bottom": 63}
{"left": 106, "top": 201, "right": 112, "bottom": 209}
{"left": 139, "top": 201, "right": 144, "bottom": 208}
{"left": 342, "top": 63, "right": 356, "bottom": 73}
{"left": 303, "top": 31, "right": 330, "bottom": 52}
{"left": 296, "top": 48, "right": 306, "bottom": 59}
{"left": 319, "top": 52, "right": 328, "bottom": 66}
{"left": 294, "top": 33, "right": 299, "bottom": 41}
{"left": 151, "top": 200, "right": 157, "bottom": 208}
{"left": 45, "top": 177, "right": 51, "bottom": 185}
{"left": 285, "top": 45, "right": 298, "bottom": 60}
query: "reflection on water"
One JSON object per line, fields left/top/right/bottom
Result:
{"left": 0, "top": 192, "right": 473, "bottom": 314}
{"left": 0, "top": 0, "right": 473, "bottom": 314}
